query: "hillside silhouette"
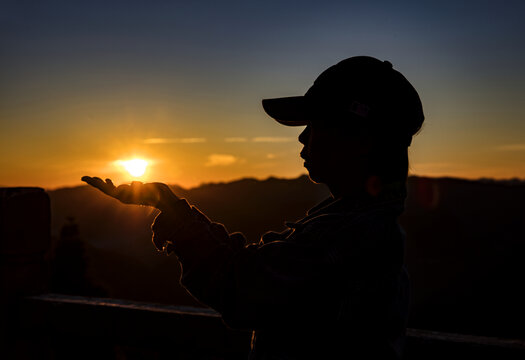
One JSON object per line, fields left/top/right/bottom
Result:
{"left": 47, "top": 175, "right": 525, "bottom": 339}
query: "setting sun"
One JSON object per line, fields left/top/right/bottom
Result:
{"left": 120, "top": 159, "right": 148, "bottom": 177}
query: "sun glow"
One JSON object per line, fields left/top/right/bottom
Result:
{"left": 119, "top": 159, "right": 148, "bottom": 177}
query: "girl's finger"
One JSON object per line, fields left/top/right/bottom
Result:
{"left": 140, "top": 183, "right": 164, "bottom": 207}
{"left": 114, "top": 184, "right": 135, "bottom": 203}
{"left": 83, "top": 176, "right": 114, "bottom": 195}
{"left": 151, "top": 182, "right": 180, "bottom": 206}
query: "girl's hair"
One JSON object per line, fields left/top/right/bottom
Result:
{"left": 367, "top": 146, "right": 409, "bottom": 184}
{"left": 363, "top": 114, "right": 424, "bottom": 185}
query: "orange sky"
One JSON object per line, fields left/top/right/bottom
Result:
{"left": 2, "top": 102, "right": 524, "bottom": 190}
{"left": 2, "top": 1, "right": 525, "bottom": 189}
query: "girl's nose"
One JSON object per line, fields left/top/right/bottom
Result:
{"left": 298, "top": 125, "right": 311, "bottom": 145}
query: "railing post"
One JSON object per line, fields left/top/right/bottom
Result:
{"left": 0, "top": 187, "right": 51, "bottom": 356}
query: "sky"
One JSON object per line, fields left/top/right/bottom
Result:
{"left": 2, "top": 0, "right": 525, "bottom": 189}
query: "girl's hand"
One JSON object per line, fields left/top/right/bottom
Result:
{"left": 81, "top": 176, "right": 180, "bottom": 211}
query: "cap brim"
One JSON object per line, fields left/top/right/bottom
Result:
{"left": 262, "top": 96, "right": 309, "bottom": 126}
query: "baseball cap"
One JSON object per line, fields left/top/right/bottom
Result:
{"left": 262, "top": 56, "right": 424, "bottom": 147}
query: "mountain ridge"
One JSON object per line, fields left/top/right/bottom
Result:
{"left": 42, "top": 173, "right": 525, "bottom": 194}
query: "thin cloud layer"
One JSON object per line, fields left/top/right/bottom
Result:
{"left": 143, "top": 138, "right": 207, "bottom": 144}
{"left": 252, "top": 137, "right": 296, "bottom": 143}
{"left": 495, "top": 144, "right": 525, "bottom": 151}
{"left": 205, "top": 154, "right": 238, "bottom": 166}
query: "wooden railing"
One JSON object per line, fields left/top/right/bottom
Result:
{"left": 2, "top": 187, "right": 525, "bottom": 359}
{"left": 13, "top": 294, "right": 251, "bottom": 359}
{"left": 6, "top": 293, "right": 525, "bottom": 360}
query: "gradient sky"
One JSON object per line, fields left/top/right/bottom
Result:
{"left": 2, "top": 0, "right": 525, "bottom": 189}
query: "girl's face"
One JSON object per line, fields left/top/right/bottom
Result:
{"left": 298, "top": 119, "right": 371, "bottom": 187}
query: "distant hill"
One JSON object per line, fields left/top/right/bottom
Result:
{"left": 402, "top": 176, "right": 525, "bottom": 338}
{"left": 46, "top": 175, "right": 525, "bottom": 338}
{"left": 48, "top": 174, "right": 329, "bottom": 246}
{"left": 47, "top": 175, "right": 330, "bottom": 306}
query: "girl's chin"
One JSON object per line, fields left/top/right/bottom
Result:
{"left": 306, "top": 168, "right": 324, "bottom": 184}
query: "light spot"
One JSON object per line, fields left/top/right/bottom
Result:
{"left": 119, "top": 159, "right": 148, "bottom": 177}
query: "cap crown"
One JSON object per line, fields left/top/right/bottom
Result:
{"left": 305, "top": 56, "right": 424, "bottom": 146}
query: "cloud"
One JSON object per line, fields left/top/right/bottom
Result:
{"left": 266, "top": 153, "right": 277, "bottom": 159}
{"left": 252, "top": 137, "right": 296, "bottom": 143}
{"left": 495, "top": 144, "right": 525, "bottom": 151}
{"left": 143, "top": 138, "right": 207, "bottom": 144}
{"left": 224, "top": 137, "right": 248, "bottom": 142}
{"left": 205, "top": 154, "right": 238, "bottom": 166}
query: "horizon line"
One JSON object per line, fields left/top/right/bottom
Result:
{"left": 6, "top": 173, "right": 523, "bottom": 192}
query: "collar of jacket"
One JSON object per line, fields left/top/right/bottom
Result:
{"left": 285, "top": 181, "right": 407, "bottom": 229}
